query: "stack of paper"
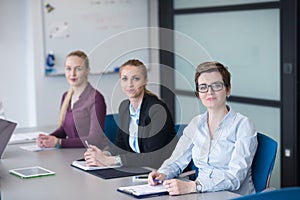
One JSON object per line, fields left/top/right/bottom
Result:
{"left": 9, "top": 132, "right": 46, "bottom": 144}
{"left": 19, "top": 145, "right": 56, "bottom": 152}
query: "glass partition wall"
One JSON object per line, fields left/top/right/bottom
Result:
{"left": 160, "top": 0, "right": 299, "bottom": 188}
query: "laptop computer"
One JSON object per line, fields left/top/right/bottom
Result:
{"left": 0, "top": 118, "right": 17, "bottom": 159}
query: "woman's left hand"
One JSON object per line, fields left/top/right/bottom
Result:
{"left": 163, "top": 179, "right": 196, "bottom": 196}
{"left": 36, "top": 134, "right": 58, "bottom": 148}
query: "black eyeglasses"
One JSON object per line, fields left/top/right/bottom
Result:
{"left": 197, "top": 81, "right": 224, "bottom": 93}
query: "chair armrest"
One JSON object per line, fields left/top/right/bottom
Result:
{"left": 261, "top": 187, "right": 276, "bottom": 193}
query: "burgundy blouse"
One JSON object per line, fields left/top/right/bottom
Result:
{"left": 51, "top": 83, "right": 108, "bottom": 148}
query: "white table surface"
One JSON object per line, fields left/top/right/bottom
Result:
{"left": 0, "top": 142, "right": 240, "bottom": 200}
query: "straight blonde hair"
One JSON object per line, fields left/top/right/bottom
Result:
{"left": 58, "top": 50, "right": 89, "bottom": 127}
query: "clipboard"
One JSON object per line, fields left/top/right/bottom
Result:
{"left": 87, "top": 167, "right": 151, "bottom": 179}
{"left": 117, "top": 184, "right": 168, "bottom": 198}
{"left": 71, "top": 159, "right": 151, "bottom": 179}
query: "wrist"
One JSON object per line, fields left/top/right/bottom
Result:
{"left": 103, "top": 151, "right": 112, "bottom": 156}
{"left": 195, "top": 180, "right": 202, "bottom": 193}
{"left": 55, "top": 138, "right": 61, "bottom": 149}
{"left": 114, "top": 155, "right": 122, "bottom": 166}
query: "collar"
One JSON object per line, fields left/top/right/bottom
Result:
{"left": 77, "top": 82, "right": 92, "bottom": 100}
{"left": 129, "top": 101, "right": 142, "bottom": 117}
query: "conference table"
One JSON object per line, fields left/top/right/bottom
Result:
{"left": 0, "top": 130, "right": 240, "bottom": 200}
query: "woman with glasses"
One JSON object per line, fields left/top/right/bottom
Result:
{"left": 84, "top": 59, "right": 178, "bottom": 169}
{"left": 148, "top": 61, "right": 258, "bottom": 196}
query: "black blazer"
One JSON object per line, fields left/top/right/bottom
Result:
{"left": 112, "top": 93, "right": 178, "bottom": 169}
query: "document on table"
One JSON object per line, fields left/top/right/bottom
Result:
{"left": 71, "top": 160, "right": 120, "bottom": 171}
{"left": 19, "top": 144, "right": 56, "bottom": 152}
{"left": 117, "top": 184, "right": 168, "bottom": 198}
{"left": 9, "top": 131, "right": 47, "bottom": 144}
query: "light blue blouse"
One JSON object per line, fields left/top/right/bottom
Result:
{"left": 129, "top": 102, "right": 141, "bottom": 153}
{"left": 158, "top": 106, "right": 258, "bottom": 195}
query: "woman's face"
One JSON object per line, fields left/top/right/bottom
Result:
{"left": 64, "top": 56, "right": 89, "bottom": 88}
{"left": 197, "top": 71, "right": 230, "bottom": 110}
{"left": 120, "top": 65, "right": 147, "bottom": 99}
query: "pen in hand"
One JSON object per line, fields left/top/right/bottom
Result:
{"left": 84, "top": 140, "right": 91, "bottom": 149}
{"left": 153, "top": 179, "right": 163, "bottom": 184}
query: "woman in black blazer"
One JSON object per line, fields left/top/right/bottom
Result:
{"left": 84, "top": 59, "right": 178, "bottom": 169}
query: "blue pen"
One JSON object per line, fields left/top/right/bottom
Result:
{"left": 154, "top": 179, "right": 163, "bottom": 184}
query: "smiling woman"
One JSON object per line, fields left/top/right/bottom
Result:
{"left": 36, "top": 50, "right": 108, "bottom": 149}
{"left": 84, "top": 59, "right": 178, "bottom": 169}
{"left": 148, "top": 61, "right": 258, "bottom": 196}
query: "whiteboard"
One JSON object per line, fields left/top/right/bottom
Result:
{"left": 42, "top": 0, "right": 150, "bottom": 75}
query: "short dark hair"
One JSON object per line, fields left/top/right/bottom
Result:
{"left": 195, "top": 61, "right": 231, "bottom": 93}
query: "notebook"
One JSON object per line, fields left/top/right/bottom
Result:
{"left": 117, "top": 183, "right": 168, "bottom": 198}
{"left": 71, "top": 159, "right": 120, "bottom": 171}
{"left": 0, "top": 118, "right": 17, "bottom": 159}
{"left": 9, "top": 131, "right": 41, "bottom": 144}
{"left": 71, "top": 159, "right": 151, "bottom": 179}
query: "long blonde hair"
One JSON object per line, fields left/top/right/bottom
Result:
{"left": 119, "top": 59, "right": 157, "bottom": 97}
{"left": 58, "top": 50, "right": 89, "bottom": 127}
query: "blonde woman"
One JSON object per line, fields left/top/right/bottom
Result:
{"left": 84, "top": 59, "right": 178, "bottom": 169}
{"left": 37, "top": 50, "right": 107, "bottom": 148}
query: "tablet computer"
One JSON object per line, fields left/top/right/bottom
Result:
{"left": 9, "top": 166, "right": 55, "bottom": 179}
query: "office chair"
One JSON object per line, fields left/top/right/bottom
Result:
{"left": 174, "top": 124, "right": 198, "bottom": 180}
{"left": 231, "top": 187, "right": 300, "bottom": 200}
{"left": 252, "top": 132, "right": 278, "bottom": 193}
{"left": 174, "top": 124, "right": 187, "bottom": 138}
{"left": 104, "top": 114, "right": 119, "bottom": 144}
{"left": 178, "top": 132, "right": 278, "bottom": 193}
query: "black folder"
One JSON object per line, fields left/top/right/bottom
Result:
{"left": 87, "top": 167, "right": 151, "bottom": 179}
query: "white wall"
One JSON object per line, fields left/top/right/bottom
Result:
{"left": 0, "top": 0, "right": 159, "bottom": 128}
{"left": 0, "top": 0, "right": 31, "bottom": 126}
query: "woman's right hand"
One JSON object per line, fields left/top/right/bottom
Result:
{"left": 84, "top": 145, "right": 101, "bottom": 166}
{"left": 36, "top": 134, "right": 58, "bottom": 148}
{"left": 148, "top": 171, "right": 166, "bottom": 185}
{"left": 84, "top": 145, "right": 115, "bottom": 166}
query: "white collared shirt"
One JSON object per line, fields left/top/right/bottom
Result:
{"left": 158, "top": 106, "right": 258, "bottom": 195}
{"left": 128, "top": 102, "right": 141, "bottom": 153}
